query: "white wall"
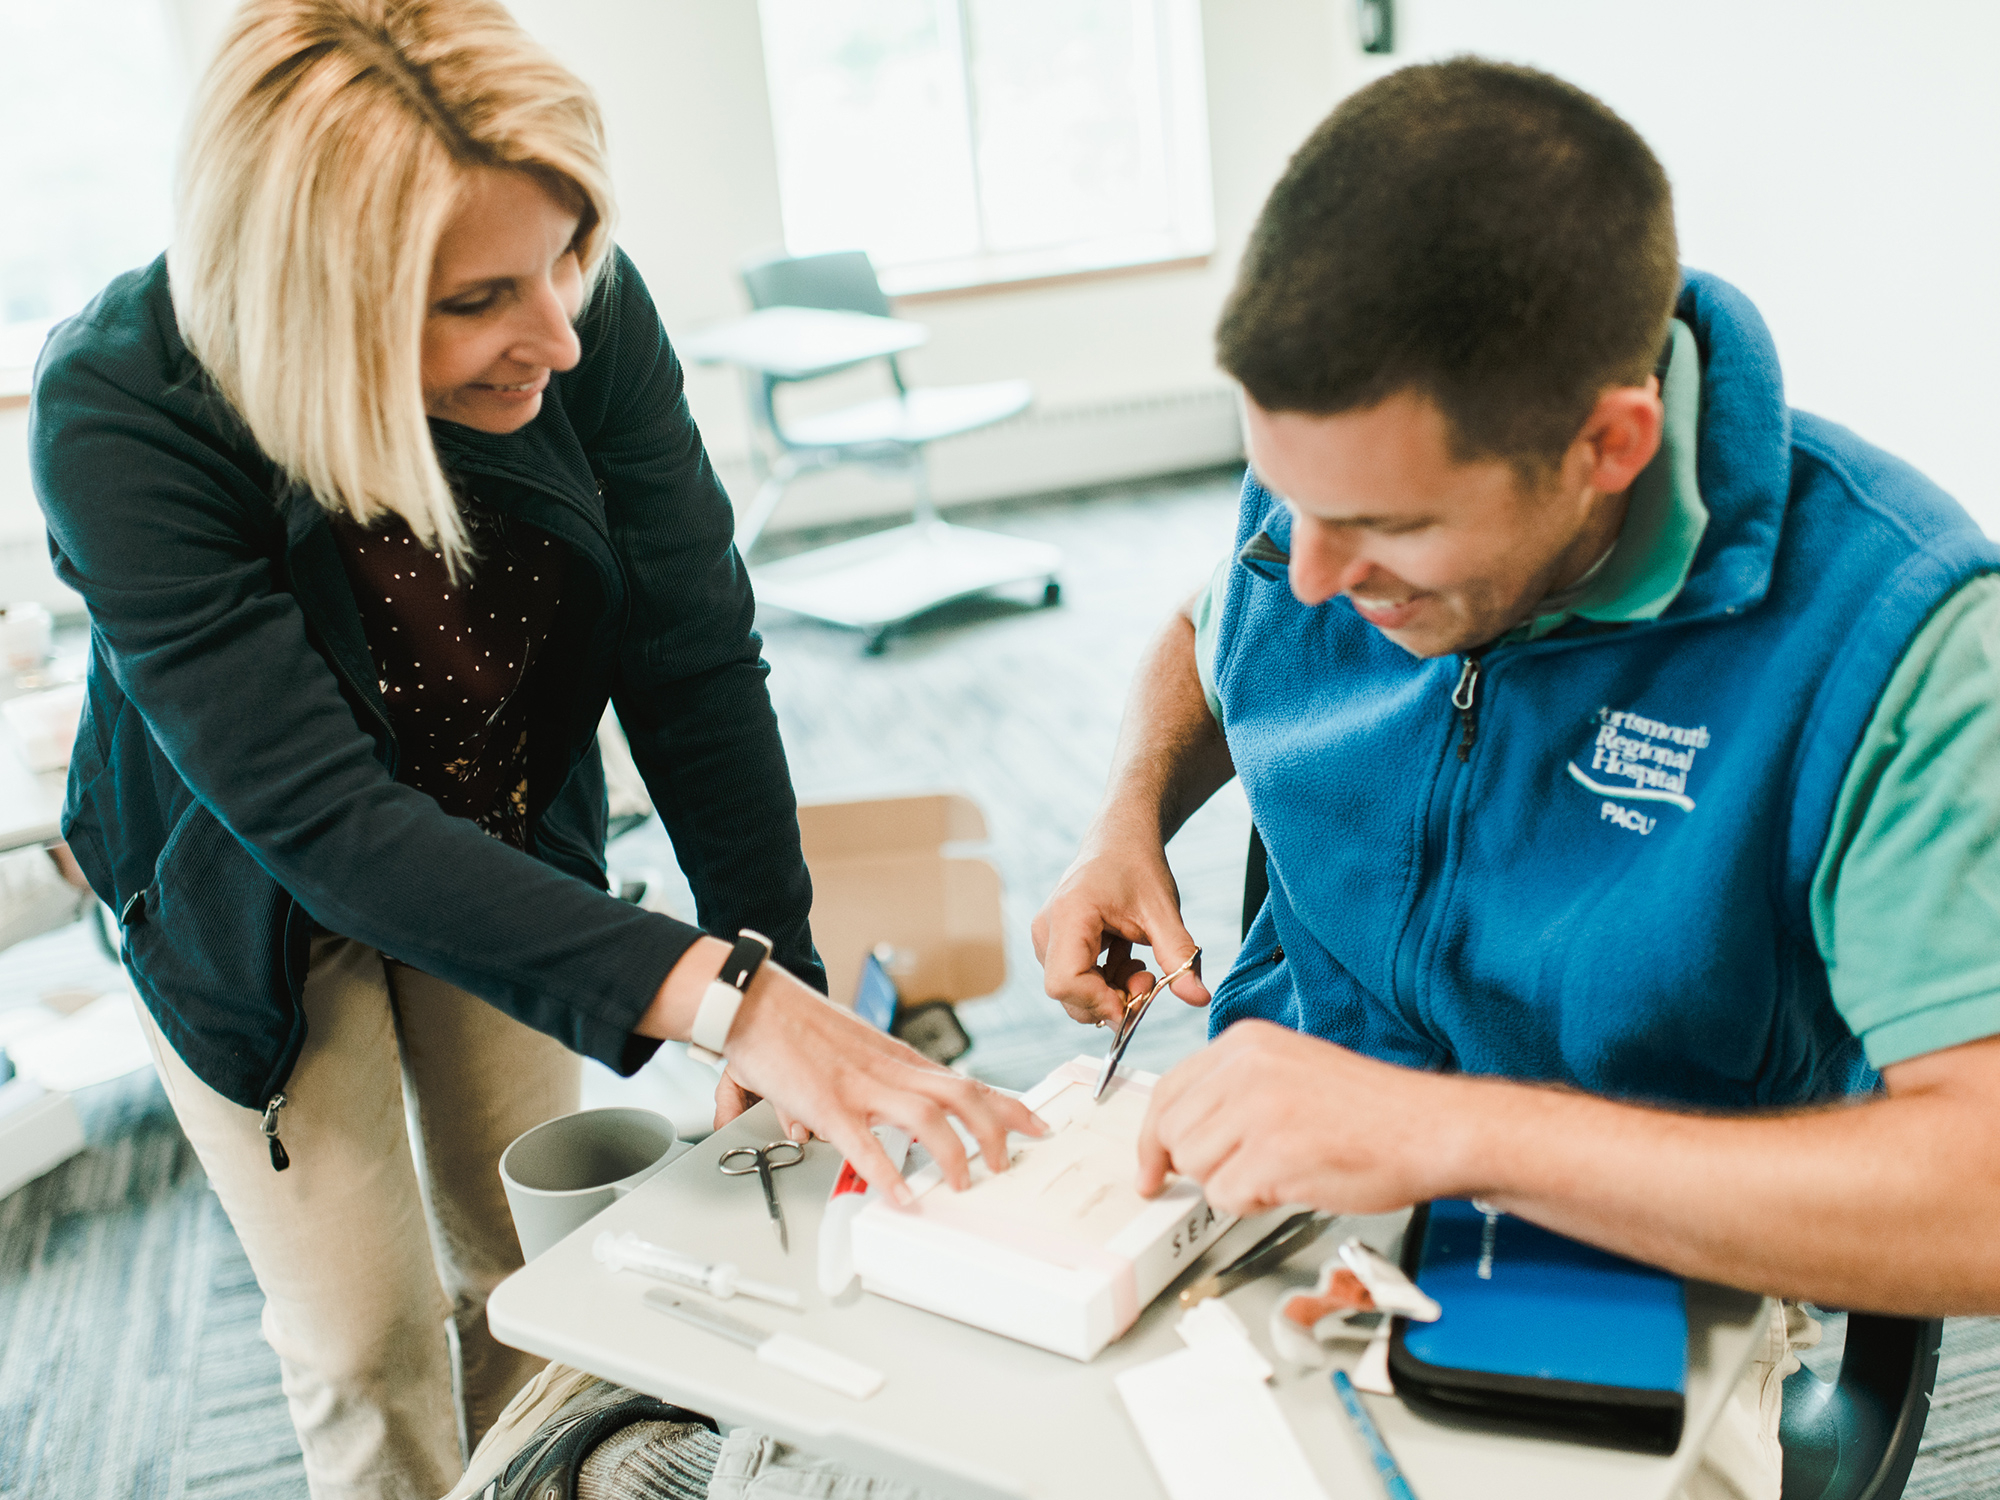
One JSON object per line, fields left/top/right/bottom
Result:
{"left": 2, "top": 0, "right": 1343, "bottom": 613}
{"left": 1384, "top": 0, "right": 2000, "bottom": 537}
{"left": 502, "top": 0, "right": 1343, "bottom": 507}
{"left": 13, "top": 1, "right": 1994, "bottom": 616}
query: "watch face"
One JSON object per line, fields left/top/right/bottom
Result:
{"left": 891, "top": 1000, "right": 971, "bottom": 1066}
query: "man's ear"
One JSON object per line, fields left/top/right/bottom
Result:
{"left": 1574, "top": 383, "right": 1664, "bottom": 497}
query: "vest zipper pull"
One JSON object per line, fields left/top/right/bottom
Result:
{"left": 1452, "top": 653, "right": 1484, "bottom": 762}
{"left": 261, "top": 1093, "right": 291, "bottom": 1172}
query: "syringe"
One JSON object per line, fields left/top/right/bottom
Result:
{"left": 594, "top": 1231, "right": 802, "bottom": 1308}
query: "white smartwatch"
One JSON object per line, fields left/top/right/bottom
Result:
{"left": 687, "top": 928, "right": 773, "bottom": 1066}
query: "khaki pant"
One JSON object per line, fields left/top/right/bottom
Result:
{"left": 1681, "top": 1300, "right": 1817, "bottom": 1500}
{"left": 136, "top": 933, "right": 581, "bottom": 1500}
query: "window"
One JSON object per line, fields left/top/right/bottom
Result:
{"left": 756, "top": 0, "right": 1213, "bottom": 296}
{"left": 0, "top": 0, "right": 181, "bottom": 389}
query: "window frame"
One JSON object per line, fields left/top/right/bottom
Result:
{"left": 757, "top": 0, "right": 1217, "bottom": 300}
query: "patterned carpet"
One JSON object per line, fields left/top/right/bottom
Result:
{"left": 3, "top": 472, "right": 1997, "bottom": 1498}
{"left": 0, "top": 1070, "right": 307, "bottom": 1500}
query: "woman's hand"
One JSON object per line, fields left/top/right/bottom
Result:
{"left": 710, "top": 1069, "right": 813, "bottom": 1146}
{"left": 711, "top": 1072, "right": 765, "bottom": 1133}
{"left": 641, "top": 938, "right": 1044, "bottom": 1203}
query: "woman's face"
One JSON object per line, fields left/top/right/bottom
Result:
{"left": 421, "top": 168, "right": 585, "bottom": 433}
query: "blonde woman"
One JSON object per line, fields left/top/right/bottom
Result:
{"left": 30, "top": 3, "right": 1034, "bottom": 1496}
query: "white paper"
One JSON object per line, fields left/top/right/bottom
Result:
{"left": 1354, "top": 1323, "right": 1395, "bottom": 1396}
{"left": 6, "top": 992, "right": 154, "bottom": 1092}
{"left": 1116, "top": 1347, "right": 1329, "bottom": 1500}
{"left": 1177, "top": 1298, "right": 1273, "bottom": 1382}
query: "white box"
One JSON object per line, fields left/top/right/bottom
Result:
{"left": 851, "top": 1057, "right": 1235, "bottom": 1360}
{"left": 0, "top": 1077, "right": 86, "bottom": 1198}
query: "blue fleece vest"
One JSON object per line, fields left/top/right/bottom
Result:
{"left": 1211, "top": 273, "right": 2000, "bottom": 1108}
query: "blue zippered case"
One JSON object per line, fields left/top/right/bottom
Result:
{"left": 1387, "top": 1200, "right": 1688, "bottom": 1453}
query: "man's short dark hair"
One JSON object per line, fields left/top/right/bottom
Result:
{"left": 1216, "top": 57, "right": 1679, "bottom": 467}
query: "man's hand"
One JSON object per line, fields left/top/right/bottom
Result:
{"left": 641, "top": 940, "right": 1044, "bottom": 1205}
{"left": 1032, "top": 600, "right": 1232, "bottom": 1028}
{"left": 1032, "top": 832, "right": 1210, "bottom": 1028}
{"left": 1140, "top": 1022, "right": 2000, "bottom": 1313}
{"left": 1136, "top": 1020, "right": 1473, "bottom": 1216}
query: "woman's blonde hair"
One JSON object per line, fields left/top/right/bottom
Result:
{"left": 170, "top": 0, "right": 616, "bottom": 573}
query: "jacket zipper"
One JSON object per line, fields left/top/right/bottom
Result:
{"left": 1452, "top": 649, "right": 1487, "bottom": 761}
{"left": 1392, "top": 649, "right": 1495, "bottom": 1028}
{"left": 261, "top": 1093, "right": 290, "bottom": 1172}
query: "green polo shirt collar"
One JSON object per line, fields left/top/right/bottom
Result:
{"left": 1514, "top": 318, "right": 1706, "bottom": 642}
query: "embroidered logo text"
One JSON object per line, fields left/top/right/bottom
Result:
{"left": 1567, "top": 707, "right": 1708, "bottom": 827}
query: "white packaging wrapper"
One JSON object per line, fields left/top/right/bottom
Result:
{"left": 1269, "top": 1237, "right": 1439, "bottom": 1370}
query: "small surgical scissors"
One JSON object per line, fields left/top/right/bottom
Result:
{"left": 719, "top": 1139, "right": 806, "bottom": 1252}
{"left": 1095, "top": 947, "right": 1202, "bottom": 1100}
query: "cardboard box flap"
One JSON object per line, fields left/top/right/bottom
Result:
{"left": 797, "top": 793, "right": 1005, "bottom": 1009}
{"left": 797, "top": 792, "right": 989, "bottom": 862}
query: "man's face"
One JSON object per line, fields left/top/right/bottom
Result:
{"left": 1243, "top": 392, "right": 1616, "bottom": 659}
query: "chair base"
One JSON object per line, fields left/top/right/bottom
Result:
{"left": 1780, "top": 1312, "right": 1941, "bottom": 1500}
{"left": 751, "top": 520, "right": 1062, "bottom": 653}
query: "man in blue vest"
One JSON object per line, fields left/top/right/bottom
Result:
{"left": 1034, "top": 56, "right": 2000, "bottom": 1495}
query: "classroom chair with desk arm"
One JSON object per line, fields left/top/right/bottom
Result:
{"left": 733, "top": 249, "right": 1034, "bottom": 556}
{"left": 1238, "top": 825, "right": 1943, "bottom": 1500}
{"left": 677, "top": 249, "right": 1062, "bottom": 654}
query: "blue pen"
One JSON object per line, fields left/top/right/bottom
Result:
{"left": 1332, "top": 1369, "right": 1421, "bottom": 1500}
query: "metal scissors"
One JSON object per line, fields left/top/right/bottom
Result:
{"left": 1095, "top": 946, "right": 1201, "bottom": 1100}
{"left": 719, "top": 1139, "right": 806, "bottom": 1252}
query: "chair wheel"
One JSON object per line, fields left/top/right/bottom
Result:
{"left": 1042, "top": 579, "right": 1062, "bottom": 607}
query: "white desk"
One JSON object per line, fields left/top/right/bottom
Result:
{"left": 489, "top": 1102, "right": 1770, "bottom": 1500}
{"left": 677, "top": 306, "right": 929, "bottom": 380}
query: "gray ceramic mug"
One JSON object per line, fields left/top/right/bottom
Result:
{"left": 499, "top": 1106, "right": 678, "bottom": 1262}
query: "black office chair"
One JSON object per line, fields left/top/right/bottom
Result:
{"left": 1239, "top": 825, "right": 1942, "bottom": 1499}
{"left": 1778, "top": 1314, "right": 1941, "bottom": 1500}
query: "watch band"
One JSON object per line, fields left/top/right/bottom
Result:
{"left": 687, "top": 929, "right": 773, "bottom": 1066}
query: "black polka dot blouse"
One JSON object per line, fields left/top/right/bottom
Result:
{"left": 332, "top": 495, "right": 563, "bottom": 848}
